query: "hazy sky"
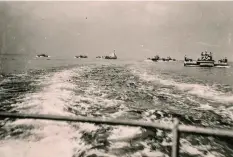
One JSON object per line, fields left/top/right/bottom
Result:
{"left": 1, "top": 1, "right": 233, "bottom": 60}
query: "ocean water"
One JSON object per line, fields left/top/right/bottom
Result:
{"left": 0, "top": 57, "right": 233, "bottom": 157}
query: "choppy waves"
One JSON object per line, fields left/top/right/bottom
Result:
{"left": 0, "top": 62, "right": 233, "bottom": 157}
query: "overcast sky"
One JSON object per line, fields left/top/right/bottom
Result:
{"left": 1, "top": 1, "right": 233, "bottom": 60}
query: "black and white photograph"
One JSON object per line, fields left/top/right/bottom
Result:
{"left": 0, "top": 1, "right": 233, "bottom": 157}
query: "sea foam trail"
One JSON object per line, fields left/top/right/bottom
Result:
{"left": 0, "top": 68, "right": 92, "bottom": 157}
{"left": 130, "top": 68, "right": 233, "bottom": 104}
{"left": 0, "top": 66, "right": 146, "bottom": 157}
{"left": 131, "top": 68, "right": 233, "bottom": 118}
{"left": 1, "top": 64, "right": 229, "bottom": 157}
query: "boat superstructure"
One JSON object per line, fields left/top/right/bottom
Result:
{"left": 103, "top": 50, "right": 117, "bottom": 59}
{"left": 197, "top": 52, "right": 214, "bottom": 67}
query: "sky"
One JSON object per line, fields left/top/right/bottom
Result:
{"left": 0, "top": 1, "right": 233, "bottom": 60}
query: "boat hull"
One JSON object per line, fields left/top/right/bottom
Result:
{"left": 199, "top": 63, "right": 214, "bottom": 67}
{"left": 214, "top": 63, "right": 229, "bottom": 66}
{"left": 197, "top": 60, "right": 214, "bottom": 67}
{"left": 104, "top": 56, "right": 117, "bottom": 59}
{"left": 36, "top": 55, "right": 50, "bottom": 58}
{"left": 184, "top": 61, "right": 198, "bottom": 66}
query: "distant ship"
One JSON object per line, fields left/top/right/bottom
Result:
{"left": 74, "top": 55, "right": 88, "bottom": 58}
{"left": 183, "top": 56, "right": 198, "bottom": 67}
{"left": 184, "top": 52, "right": 214, "bottom": 67}
{"left": 36, "top": 54, "right": 50, "bottom": 58}
{"left": 148, "top": 55, "right": 176, "bottom": 62}
{"left": 184, "top": 51, "right": 229, "bottom": 67}
{"left": 103, "top": 50, "right": 117, "bottom": 59}
{"left": 214, "top": 58, "right": 229, "bottom": 67}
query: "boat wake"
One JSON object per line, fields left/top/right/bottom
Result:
{"left": 0, "top": 63, "right": 233, "bottom": 157}
{"left": 214, "top": 65, "right": 231, "bottom": 68}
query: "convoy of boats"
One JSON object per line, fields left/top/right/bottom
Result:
{"left": 34, "top": 50, "right": 230, "bottom": 68}
{"left": 35, "top": 50, "right": 118, "bottom": 60}
{"left": 184, "top": 51, "right": 229, "bottom": 67}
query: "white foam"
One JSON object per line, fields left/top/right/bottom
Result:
{"left": 1, "top": 65, "right": 138, "bottom": 157}
{"left": 179, "top": 139, "right": 225, "bottom": 157}
{"left": 181, "top": 144, "right": 203, "bottom": 156}
{"left": 195, "top": 103, "right": 214, "bottom": 110}
{"left": 78, "top": 123, "right": 98, "bottom": 132}
{"left": 133, "top": 148, "right": 167, "bottom": 157}
{"left": 84, "top": 149, "right": 117, "bottom": 157}
{"left": 205, "top": 151, "right": 225, "bottom": 157}
{"left": 133, "top": 70, "right": 233, "bottom": 104}
{"left": 215, "top": 66, "right": 231, "bottom": 68}
{"left": 0, "top": 68, "right": 93, "bottom": 157}
{"left": 0, "top": 127, "right": 87, "bottom": 157}
{"left": 177, "top": 83, "right": 233, "bottom": 103}
{"left": 109, "top": 141, "right": 129, "bottom": 149}
{"left": 108, "top": 126, "right": 142, "bottom": 141}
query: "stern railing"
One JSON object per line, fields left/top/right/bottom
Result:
{"left": 1, "top": 112, "right": 233, "bottom": 157}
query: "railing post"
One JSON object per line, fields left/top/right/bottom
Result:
{"left": 172, "top": 118, "right": 180, "bottom": 157}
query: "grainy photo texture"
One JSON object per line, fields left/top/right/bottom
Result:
{"left": 0, "top": 1, "right": 233, "bottom": 157}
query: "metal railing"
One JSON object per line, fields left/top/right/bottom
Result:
{"left": 1, "top": 112, "right": 233, "bottom": 157}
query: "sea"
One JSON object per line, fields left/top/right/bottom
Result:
{"left": 0, "top": 56, "right": 233, "bottom": 157}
